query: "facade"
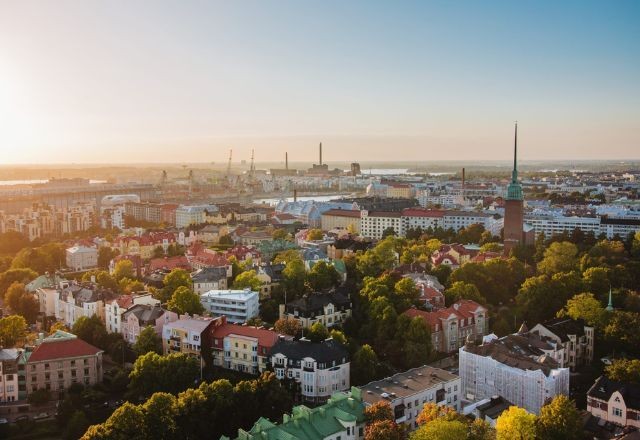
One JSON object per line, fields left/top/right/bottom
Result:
{"left": 211, "top": 318, "right": 288, "bottom": 374}
{"left": 587, "top": 376, "right": 640, "bottom": 429}
{"left": 65, "top": 245, "right": 98, "bottom": 271}
{"left": 124, "top": 202, "right": 163, "bottom": 224}
{"left": 191, "top": 267, "right": 228, "bottom": 294}
{"left": 200, "top": 289, "right": 259, "bottom": 323}
{"left": 112, "top": 232, "right": 176, "bottom": 259}
{"left": 162, "top": 315, "right": 224, "bottom": 363}
{"left": 459, "top": 333, "right": 570, "bottom": 415}
{"left": 530, "top": 317, "right": 594, "bottom": 371}
{"left": 56, "top": 283, "right": 112, "bottom": 327}
{"left": 121, "top": 303, "right": 178, "bottom": 344}
{"left": 25, "top": 331, "right": 103, "bottom": 398}
{"left": 104, "top": 293, "right": 160, "bottom": 334}
{"left": 279, "top": 290, "right": 352, "bottom": 329}
{"left": 0, "top": 349, "right": 20, "bottom": 402}
{"left": 320, "top": 209, "right": 361, "bottom": 233}
{"left": 503, "top": 123, "right": 524, "bottom": 255}
{"left": 175, "top": 204, "right": 218, "bottom": 228}
{"left": 223, "top": 388, "right": 366, "bottom": 440}
{"left": 431, "top": 243, "right": 472, "bottom": 268}
{"left": 270, "top": 338, "right": 351, "bottom": 404}
{"left": 360, "top": 365, "right": 461, "bottom": 432}
{"left": 360, "top": 210, "right": 403, "bottom": 239}
{"left": 404, "top": 300, "right": 489, "bottom": 353}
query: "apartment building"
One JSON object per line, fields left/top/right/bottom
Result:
{"left": 65, "top": 245, "right": 98, "bottom": 271}
{"left": 191, "top": 267, "right": 228, "bottom": 294}
{"left": 211, "top": 318, "right": 289, "bottom": 374}
{"left": 360, "top": 366, "right": 461, "bottom": 432}
{"left": 25, "top": 331, "right": 103, "bottom": 399}
{"left": 175, "top": 204, "right": 218, "bottom": 228}
{"left": 360, "top": 210, "right": 403, "bottom": 239}
{"left": 530, "top": 317, "right": 594, "bottom": 371}
{"left": 587, "top": 376, "right": 640, "bottom": 429}
{"left": 320, "top": 209, "right": 362, "bottom": 233}
{"left": 162, "top": 315, "right": 224, "bottom": 363}
{"left": 111, "top": 232, "right": 176, "bottom": 259}
{"left": 459, "top": 333, "right": 570, "bottom": 415}
{"left": 222, "top": 388, "right": 366, "bottom": 440}
{"left": 56, "top": 283, "right": 113, "bottom": 327}
{"left": 279, "top": 290, "right": 352, "bottom": 329}
{"left": 270, "top": 338, "right": 350, "bottom": 404}
{"left": 0, "top": 349, "right": 20, "bottom": 402}
{"left": 104, "top": 293, "right": 160, "bottom": 334}
{"left": 404, "top": 300, "right": 489, "bottom": 353}
{"left": 199, "top": 289, "right": 259, "bottom": 323}
{"left": 121, "top": 303, "right": 178, "bottom": 344}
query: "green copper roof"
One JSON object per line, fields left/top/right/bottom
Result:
{"left": 506, "top": 122, "right": 523, "bottom": 201}
{"left": 222, "top": 388, "right": 365, "bottom": 440}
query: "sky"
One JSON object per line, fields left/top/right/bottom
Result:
{"left": 0, "top": 0, "right": 639, "bottom": 164}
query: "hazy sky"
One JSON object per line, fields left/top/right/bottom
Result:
{"left": 1, "top": 0, "right": 638, "bottom": 164}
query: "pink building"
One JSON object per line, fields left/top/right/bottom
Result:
{"left": 121, "top": 304, "right": 178, "bottom": 344}
{"left": 587, "top": 376, "right": 640, "bottom": 429}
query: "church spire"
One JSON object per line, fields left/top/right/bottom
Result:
{"left": 512, "top": 121, "right": 518, "bottom": 183}
{"left": 506, "top": 121, "right": 523, "bottom": 201}
{"left": 606, "top": 286, "right": 614, "bottom": 312}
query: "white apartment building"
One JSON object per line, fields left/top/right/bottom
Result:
{"left": 360, "top": 211, "right": 403, "bottom": 239}
{"left": 175, "top": 204, "right": 218, "bottom": 228}
{"left": 525, "top": 215, "right": 600, "bottom": 237}
{"left": 200, "top": 289, "right": 259, "bottom": 323}
{"left": 65, "top": 245, "right": 98, "bottom": 271}
{"left": 270, "top": 338, "right": 351, "bottom": 404}
{"left": 459, "top": 333, "right": 570, "bottom": 415}
{"left": 55, "top": 284, "right": 108, "bottom": 327}
{"left": 530, "top": 318, "right": 594, "bottom": 371}
{"left": 104, "top": 293, "right": 160, "bottom": 334}
{"left": 360, "top": 365, "right": 461, "bottom": 432}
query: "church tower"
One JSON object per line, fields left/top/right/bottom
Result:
{"left": 503, "top": 122, "right": 524, "bottom": 255}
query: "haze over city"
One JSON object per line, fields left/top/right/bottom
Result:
{"left": 1, "top": 0, "right": 639, "bottom": 164}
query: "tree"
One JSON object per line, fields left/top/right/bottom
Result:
{"left": 495, "top": 406, "right": 537, "bottom": 440}
{"left": 11, "top": 243, "right": 65, "bottom": 274}
{"left": 167, "top": 286, "right": 204, "bottom": 315}
{"left": 329, "top": 329, "right": 347, "bottom": 345}
{"left": 306, "top": 321, "right": 329, "bottom": 342}
{"left": 113, "top": 260, "right": 135, "bottom": 282}
{"left": 400, "top": 316, "right": 432, "bottom": 368}
{"left": 537, "top": 395, "right": 583, "bottom": 440}
{"left": 64, "top": 410, "right": 90, "bottom": 440}
{"left": 141, "top": 392, "right": 178, "bottom": 440}
{"left": 364, "top": 401, "right": 394, "bottom": 423}
{"left": 365, "top": 419, "right": 404, "bottom": 440}
{"left": 605, "top": 359, "right": 640, "bottom": 384}
{"left": 5, "top": 281, "right": 39, "bottom": 323}
{"left": 307, "top": 261, "right": 340, "bottom": 291}
{"left": 133, "top": 326, "right": 162, "bottom": 356}
{"left": 160, "top": 269, "right": 192, "bottom": 303}
{"left": 306, "top": 229, "right": 323, "bottom": 240}
{"left": 416, "top": 402, "right": 465, "bottom": 425}
{"left": 352, "top": 344, "right": 379, "bottom": 385}
{"left": 538, "top": 242, "right": 579, "bottom": 276}
{"left": 0, "top": 315, "right": 27, "bottom": 346}
{"left": 232, "top": 269, "right": 262, "bottom": 291}
{"left": 27, "top": 388, "right": 50, "bottom": 405}
{"left": 516, "top": 272, "right": 583, "bottom": 325}
{"left": 382, "top": 227, "right": 397, "bottom": 238}
{"left": 0, "top": 231, "right": 29, "bottom": 255}
{"left": 411, "top": 419, "right": 468, "bottom": 440}
{"left": 480, "top": 242, "right": 502, "bottom": 253}
{"left": 272, "top": 228, "right": 288, "bottom": 240}
{"left": 128, "top": 352, "right": 200, "bottom": 398}
{"left": 0, "top": 268, "right": 38, "bottom": 298}
{"left": 444, "top": 281, "right": 486, "bottom": 306}
{"left": 604, "top": 311, "right": 640, "bottom": 356}
{"left": 394, "top": 278, "right": 421, "bottom": 310}
{"left": 281, "top": 258, "right": 307, "bottom": 298}
{"left": 274, "top": 318, "right": 301, "bottom": 336}
{"left": 559, "top": 293, "right": 607, "bottom": 329}
{"left": 72, "top": 315, "right": 107, "bottom": 349}
{"left": 121, "top": 279, "right": 146, "bottom": 294}
{"left": 97, "top": 247, "right": 119, "bottom": 269}
{"left": 582, "top": 267, "right": 610, "bottom": 296}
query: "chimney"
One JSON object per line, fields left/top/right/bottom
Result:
{"left": 319, "top": 142, "right": 322, "bottom": 165}
{"left": 293, "top": 189, "right": 297, "bottom": 202}
{"left": 285, "top": 152, "right": 289, "bottom": 170}
{"left": 462, "top": 167, "right": 465, "bottom": 191}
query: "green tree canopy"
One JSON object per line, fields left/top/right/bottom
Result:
{"left": 605, "top": 358, "right": 640, "bottom": 384}
{"left": 558, "top": 292, "right": 607, "bottom": 329}
{"left": 538, "top": 241, "right": 579, "bottom": 276}
{"left": 128, "top": 352, "right": 200, "bottom": 399}
{"left": 351, "top": 344, "right": 379, "bottom": 385}
{"left": 307, "top": 261, "right": 341, "bottom": 291}
{"left": 113, "top": 260, "right": 135, "bottom": 282}
{"left": 273, "top": 317, "right": 301, "bottom": 337}
{"left": 445, "top": 281, "right": 486, "bottom": 306}
{"left": 0, "top": 315, "right": 27, "bottom": 346}
{"left": 160, "top": 268, "right": 192, "bottom": 303}
{"left": 0, "top": 268, "right": 38, "bottom": 299}
{"left": 5, "top": 281, "right": 39, "bottom": 323}
{"left": 167, "top": 286, "right": 204, "bottom": 315}
{"left": 72, "top": 315, "right": 108, "bottom": 349}
{"left": 133, "top": 326, "right": 162, "bottom": 356}
{"left": 536, "top": 395, "right": 583, "bottom": 440}
{"left": 232, "top": 269, "right": 262, "bottom": 291}
{"left": 495, "top": 406, "right": 537, "bottom": 440}
{"left": 306, "top": 228, "right": 324, "bottom": 240}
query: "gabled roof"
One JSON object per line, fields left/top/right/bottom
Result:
{"left": 212, "top": 324, "right": 284, "bottom": 349}
{"left": 588, "top": 376, "right": 640, "bottom": 410}
{"left": 535, "top": 317, "right": 586, "bottom": 342}
{"left": 122, "top": 303, "right": 166, "bottom": 323}
{"left": 270, "top": 339, "right": 349, "bottom": 364}
{"left": 285, "top": 290, "right": 351, "bottom": 314}
{"left": 321, "top": 209, "right": 362, "bottom": 218}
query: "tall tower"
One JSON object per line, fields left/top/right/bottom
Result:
{"left": 319, "top": 142, "right": 323, "bottom": 166}
{"left": 503, "top": 122, "right": 524, "bottom": 255}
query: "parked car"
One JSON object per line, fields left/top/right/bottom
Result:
{"left": 33, "top": 412, "right": 49, "bottom": 421}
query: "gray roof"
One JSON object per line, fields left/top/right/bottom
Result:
{"left": 588, "top": 376, "right": 640, "bottom": 410}
{"left": 122, "top": 304, "right": 166, "bottom": 324}
{"left": 537, "top": 317, "right": 586, "bottom": 342}
{"left": 191, "top": 267, "right": 227, "bottom": 283}
{"left": 270, "top": 339, "right": 349, "bottom": 364}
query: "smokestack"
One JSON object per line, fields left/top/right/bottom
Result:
{"left": 319, "top": 142, "right": 322, "bottom": 166}
{"left": 293, "top": 189, "right": 297, "bottom": 202}
{"left": 462, "top": 167, "right": 465, "bottom": 190}
{"left": 285, "top": 152, "right": 289, "bottom": 170}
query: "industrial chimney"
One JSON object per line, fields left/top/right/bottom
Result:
{"left": 319, "top": 142, "right": 323, "bottom": 166}
{"left": 285, "top": 152, "right": 289, "bottom": 170}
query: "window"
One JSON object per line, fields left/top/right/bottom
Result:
{"left": 613, "top": 407, "right": 623, "bottom": 417}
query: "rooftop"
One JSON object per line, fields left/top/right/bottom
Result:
{"left": 201, "top": 289, "right": 259, "bottom": 301}
{"left": 28, "top": 332, "right": 102, "bottom": 363}
{"left": 359, "top": 365, "right": 459, "bottom": 405}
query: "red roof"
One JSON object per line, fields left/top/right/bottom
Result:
{"left": 322, "top": 209, "right": 362, "bottom": 218}
{"left": 148, "top": 256, "right": 191, "bottom": 272}
{"left": 367, "top": 211, "right": 402, "bottom": 218}
{"left": 404, "top": 300, "right": 486, "bottom": 331}
{"left": 29, "top": 338, "right": 102, "bottom": 363}
{"left": 212, "top": 324, "right": 283, "bottom": 351}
